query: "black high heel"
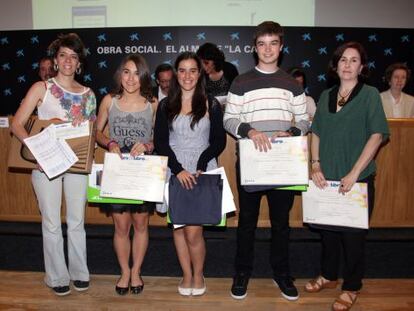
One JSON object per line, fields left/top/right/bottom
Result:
{"left": 115, "top": 277, "right": 130, "bottom": 295}
{"left": 130, "top": 276, "right": 144, "bottom": 295}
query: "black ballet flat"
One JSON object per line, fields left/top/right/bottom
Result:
{"left": 115, "top": 278, "right": 130, "bottom": 295}
{"left": 130, "top": 284, "right": 144, "bottom": 294}
{"left": 130, "top": 276, "right": 144, "bottom": 295}
{"left": 115, "top": 284, "right": 129, "bottom": 295}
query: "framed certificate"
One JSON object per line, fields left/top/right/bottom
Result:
{"left": 239, "top": 136, "right": 309, "bottom": 186}
{"left": 100, "top": 153, "right": 168, "bottom": 203}
{"left": 302, "top": 180, "right": 369, "bottom": 229}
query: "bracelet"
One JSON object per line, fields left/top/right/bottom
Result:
{"left": 144, "top": 143, "right": 154, "bottom": 153}
{"left": 287, "top": 127, "right": 301, "bottom": 136}
{"left": 310, "top": 159, "right": 320, "bottom": 164}
{"left": 107, "top": 140, "right": 118, "bottom": 150}
{"left": 143, "top": 144, "right": 151, "bottom": 153}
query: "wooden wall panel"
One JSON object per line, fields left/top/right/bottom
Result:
{"left": 1, "top": 118, "right": 413, "bottom": 227}
{"left": 371, "top": 119, "right": 414, "bottom": 227}
{"left": 0, "top": 127, "right": 40, "bottom": 221}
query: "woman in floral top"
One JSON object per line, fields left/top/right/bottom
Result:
{"left": 11, "top": 33, "right": 96, "bottom": 297}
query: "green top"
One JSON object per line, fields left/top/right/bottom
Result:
{"left": 312, "top": 84, "right": 389, "bottom": 181}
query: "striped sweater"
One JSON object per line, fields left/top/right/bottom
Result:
{"left": 224, "top": 67, "right": 310, "bottom": 138}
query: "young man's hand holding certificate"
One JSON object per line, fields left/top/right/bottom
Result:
{"left": 239, "top": 136, "right": 309, "bottom": 186}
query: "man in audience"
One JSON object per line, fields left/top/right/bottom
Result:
{"left": 152, "top": 63, "right": 174, "bottom": 102}
{"left": 38, "top": 56, "right": 54, "bottom": 81}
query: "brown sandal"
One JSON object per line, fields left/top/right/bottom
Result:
{"left": 332, "top": 291, "right": 358, "bottom": 311}
{"left": 304, "top": 276, "right": 338, "bottom": 293}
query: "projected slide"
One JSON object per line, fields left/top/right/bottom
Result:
{"left": 32, "top": 0, "right": 315, "bottom": 29}
{"left": 72, "top": 6, "right": 106, "bottom": 28}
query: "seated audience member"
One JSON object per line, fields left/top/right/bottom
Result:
{"left": 288, "top": 67, "right": 316, "bottom": 118}
{"left": 196, "top": 42, "right": 238, "bottom": 103}
{"left": 380, "top": 63, "right": 414, "bottom": 118}
{"left": 152, "top": 63, "right": 174, "bottom": 102}
{"left": 20, "top": 56, "right": 56, "bottom": 111}
{"left": 38, "top": 56, "right": 55, "bottom": 81}
{"left": 223, "top": 60, "right": 239, "bottom": 85}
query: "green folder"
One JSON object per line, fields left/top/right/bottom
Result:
{"left": 87, "top": 182, "right": 144, "bottom": 204}
{"left": 275, "top": 185, "right": 308, "bottom": 191}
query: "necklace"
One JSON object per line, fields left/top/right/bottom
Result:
{"left": 337, "top": 87, "right": 354, "bottom": 107}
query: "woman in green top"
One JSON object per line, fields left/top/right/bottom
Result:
{"left": 304, "top": 42, "right": 389, "bottom": 311}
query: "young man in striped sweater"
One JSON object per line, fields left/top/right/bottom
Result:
{"left": 224, "top": 21, "right": 310, "bottom": 301}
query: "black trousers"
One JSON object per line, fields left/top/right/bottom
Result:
{"left": 320, "top": 175, "right": 375, "bottom": 291}
{"left": 234, "top": 182, "right": 295, "bottom": 278}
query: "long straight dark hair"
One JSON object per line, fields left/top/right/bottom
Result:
{"left": 166, "top": 52, "right": 207, "bottom": 130}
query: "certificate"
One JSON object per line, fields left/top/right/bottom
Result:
{"left": 302, "top": 180, "right": 369, "bottom": 229}
{"left": 100, "top": 153, "right": 168, "bottom": 203}
{"left": 204, "top": 167, "right": 236, "bottom": 216}
{"left": 53, "top": 121, "right": 90, "bottom": 140}
{"left": 23, "top": 124, "right": 78, "bottom": 179}
{"left": 87, "top": 163, "right": 143, "bottom": 204}
{"left": 239, "top": 136, "right": 309, "bottom": 186}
